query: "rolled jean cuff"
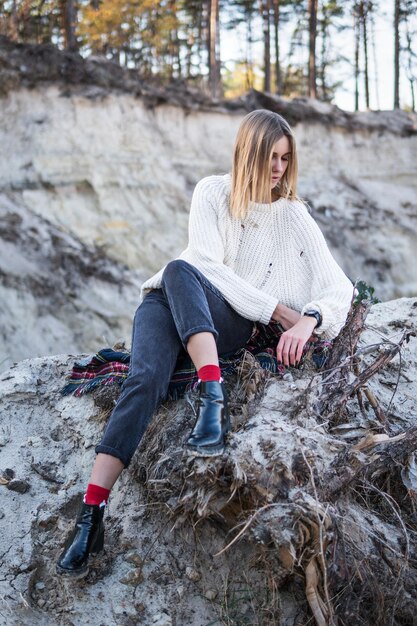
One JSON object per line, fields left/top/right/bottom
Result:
{"left": 95, "top": 444, "right": 131, "bottom": 469}
{"left": 181, "top": 324, "right": 219, "bottom": 350}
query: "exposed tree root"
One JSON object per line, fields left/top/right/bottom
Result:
{"left": 120, "top": 290, "right": 417, "bottom": 625}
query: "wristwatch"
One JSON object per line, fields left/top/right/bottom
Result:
{"left": 303, "top": 309, "right": 322, "bottom": 328}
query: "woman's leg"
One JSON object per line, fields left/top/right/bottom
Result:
{"left": 88, "top": 454, "right": 124, "bottom": 491}
{"left": 160, "top": 260, "right": 254, "bottom": 455}
{"left": 91, "top": 290, "right": 186, "bottom": 477}
{"left": 93, "top": 259, "right": 253, "bottom": 473}
{"left": 57, "top": 291, "right": 186, "bottom": 577}
{"left": 187, "top": 332, "right": 219, "bottom": 369}
{"left": 57, "top": 260, "right": 253, "bottom": 576}
{"left": 161, "top": 259, "right": 254, "bottom": 357}
{"left": 88, "top": 341, "right": 221, "bottom": 491}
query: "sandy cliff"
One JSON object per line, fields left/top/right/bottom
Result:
{"left": 1, "top": 41, "right": 416, "bottom": 371}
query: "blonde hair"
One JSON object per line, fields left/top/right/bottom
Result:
{"left": 229, "top": 109, "right": 299, "bottom": 219}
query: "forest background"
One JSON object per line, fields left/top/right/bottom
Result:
{"left": 0, "top": 0, "right": 416, "bottom": 113}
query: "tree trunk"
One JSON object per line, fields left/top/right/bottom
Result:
{"left": 394, "top": 0, "right": 400, "bottom": 108}
{"left": 176, "top": 22, "right": 182, "bottom": 79}
{"left": 208, "top": 0, "right": 221, "bottom": 98}
{"left": 9, "top": 0, "right": 19, "bottom": 41}
{"left": 272, "top": 0, "right": 281, "bottom": 94}
{"left": 354, "top": 4, "right": 360, "bottom": 111}
{"left": 369, "top": 9, "right": 380, "bottom": 109}
{"left": 167, "top": 0, "right": 180, "bottom": 79}
{"left": 404, "top": 12, "right": 415, "bottom": 111}
{"left": 260, "top": 0, "right": 271, "bottom": 93}
{"left": 308, "top": 0, "right": 318, "bottom": 99}
{"left": 409, "top": 77, "right": 416, "bottom": 111}
{"left": 185, "top": 40, "right": 192, "bottom": 79}
{"left": 361, "top": 1, "right": 370, "bottom": 109}
{"left": 319, "top": 2, "right": 327, "bottom": 101}
{"left": 245, "top": 6, "right": 254, "bottom": 91}
{"left": 191, "top": 2, "right": 204, "bottom": 79}
{"left": 61, "top": 0, "right": 78, "bottom": 52}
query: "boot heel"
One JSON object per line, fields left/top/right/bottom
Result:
{"left": 91, "top": 529, "right": 104, "bottom": 555}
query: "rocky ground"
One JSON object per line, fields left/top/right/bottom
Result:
{"left": 0, "top": 296, "right": 416, "bottom": 626}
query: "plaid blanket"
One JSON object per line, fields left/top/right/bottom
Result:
{"left": 61, "top": 322, "right": 333, "bottom": 399}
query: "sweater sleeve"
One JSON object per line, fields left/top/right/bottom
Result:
{"left": 290, "top": 201, "right": 354, "bottom": 340}
{"left": 186, "top": 178, "right": 278, "bottom": 324}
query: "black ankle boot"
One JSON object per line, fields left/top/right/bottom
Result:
{"left": 56, "top": 502, "right": 105, "bottom": 578}
{"left": 186, "top": 380, "right": 230, "bottom": 456}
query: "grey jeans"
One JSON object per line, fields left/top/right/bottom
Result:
{"left": 95, "top": 260, "right": 255, "bottom": 467}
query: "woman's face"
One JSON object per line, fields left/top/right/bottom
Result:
{"left": 270, "top": 135, "right": 290, "bottom": 189}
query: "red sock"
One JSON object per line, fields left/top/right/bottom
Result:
{"left": 198, "top": 364, "right": 222, "bottom": 382}
{"left": 84, "top": 483, "right": 110, "bottom": 507}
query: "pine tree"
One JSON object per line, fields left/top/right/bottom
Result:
{"left": 361, "top": 1, "right": 370, "bottom": 109}
{"left": 318, "top": 1, "right": 345, "bottom": 102}
{"left": 272, "top": 0, "right": 282, "bottom": 94}
{"left": 260, "top": 0, "right": 272, "bottom": 92}
{"left": 60, "top": 0, "right": 78, "bottom": 51}
{"left": 394, "top": 0, "right": 400, "bottom": 108}
{"left": 353, "top": 2, "right": 360, "bottom": 110}
{"left": 352, "top": 0, "right": 373, "bottom": 110}
{"left": 403, "top": 0, "right": 416, "bottom": 110}
{"left": 208, "top": 0, "right": 222, "bottom": 98}
{"left": 308, "top": 0, "right": 318, "bottom": 98}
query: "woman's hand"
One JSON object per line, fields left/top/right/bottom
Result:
{"left": 276, "top": 316, "right": 318, "bottom": 367}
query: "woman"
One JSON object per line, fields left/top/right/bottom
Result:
{"left": 56, "top": 109, "right": 354, "bottom": 578}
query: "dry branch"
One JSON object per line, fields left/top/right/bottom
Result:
{"left": 321, "top": 426, "right": 417, "bottom": 500}
{"left": 345, "top": 330, "right": 415, "bottom": 398}
{"left": 321, "top": 329, "right": 414, "bottom": 429}
{"left": 314, "top": 296, "right": 371, "bottom": 422}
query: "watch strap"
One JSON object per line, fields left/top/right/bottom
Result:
{"left": 303, "top": 309, "right": 322, "bottom": 328}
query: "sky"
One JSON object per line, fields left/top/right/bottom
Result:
{"left": 220, "top": 1, "right": 415, "bottom": 112}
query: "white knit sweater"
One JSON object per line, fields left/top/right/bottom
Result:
{"left": 140, "top": 174, "right": 354, "bottom": 340}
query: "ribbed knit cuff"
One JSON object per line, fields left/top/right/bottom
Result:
{"left": 259, "top": 298, "right": 279, "bottom": 325}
